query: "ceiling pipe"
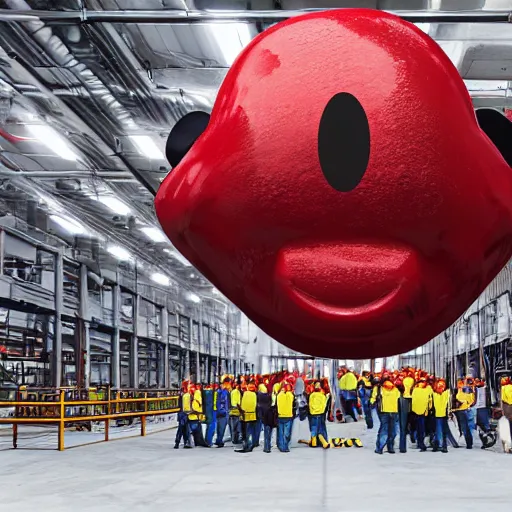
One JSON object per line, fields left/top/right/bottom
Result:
{"left": 2, "top": 0, "right": 158, "bottom": 196}
{"left": 0, "top": 169, "right": 137, "bottom": 179}
{"left": 0, "top": 8, "right": 510, "bottom": 24}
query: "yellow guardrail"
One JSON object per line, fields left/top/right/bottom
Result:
{"left": 0, "top": 389, "right": 180, "bottom": 451}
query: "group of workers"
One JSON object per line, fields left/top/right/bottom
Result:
{"left": 173, "top": 366, "right": 512, "bottom": 455}
{"left": 174, "top": 370, "right": 332, "bottom": 452}
{"left": 340, "top": 366, "right": 512, "bottom": 454}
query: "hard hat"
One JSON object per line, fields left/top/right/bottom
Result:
{"left": 382, "top": 380, "right": 395, "bottom": 390}
{"left": 434, "top": 380, "right": 447, "bottom": 393}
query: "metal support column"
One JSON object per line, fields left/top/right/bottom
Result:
{"left": 79, "top": 264, "right": 90, "bottom": 388}
{"left": 52, "top": 251, "right": 63, "bottom": 388}
{"left": 84, "top": 323, "right": 90, "bottom": 388}
{"left": 0, "top": 229, "right": 5, "bottom": 275}
{"left": 112, "top": 278, "right": 121, "bottom": 389}
{"left": 185, "top": 348, "right": 190, "bottom": 381}
{"left": 131, "top": 294, "right": 139, "bottom": 388}
{"left": 162, "top": 307, "right": 169, "bottom": 388}
{"left": 197, "top": 308, "right": 202, "bottom": 383}
{"left": 187, "top": 316, "right": 192, "bottom": 381}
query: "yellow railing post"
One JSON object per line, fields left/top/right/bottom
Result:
{"left": 141, "top": 392, "right": 148, "bottom": 437}
{"left": 105, "top": 389, "right": 110, "bottom": 443}
{"left": 58, "top": 390, "right": 65, "bottom": 451}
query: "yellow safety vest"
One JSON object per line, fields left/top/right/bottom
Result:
{"left": 182, "top": 392, "right": 191, "bottom": 413}
{"left": 339, "top": 372, "right": 357, "bottom": 391}
{"left": 411, "top": 387, "right": 432, "bottom": 416}
{"left": 272, "top": 383, "right": 281, "bottom": 406}
{"left": 229, "top": 388, "right": 241, "bottom": 416}
{"left": 241, "top": 390, "right": 257, "bottom": 422}
{"left": 277, "top": 391, "right": 294, "bottom": 418}
{"left": 380, "top": 387, "right": 400, "bottom": 413}
{"left": 502, "top": 384, "right": 512, "bottom": 405}
{"left": 454, "top": 390, "right": 474, "bottom": 411}
{"left": 403, "top": 377, "right": 415, "bottom": 398}
{"left": 309, "top": 391, "right": 327, "bottom": 416}
{"left": 433, "top": 390, "right": 450, "bottom": 418}
{"left": 190, "top": 390, "right": 203, "bottom": 421}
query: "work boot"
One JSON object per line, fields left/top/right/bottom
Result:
{"left": 374, "top": 449, "right": 383, "bottom": 455}
{"left": 235, "top": 447, "right": 253, "bottom": 453}
{"left": 174, "top": 444, "right": 180, "bottom": 449}
{"left": 441, "top": 447, "right": 448, "bottom": 453}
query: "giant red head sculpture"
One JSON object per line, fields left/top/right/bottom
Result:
{"left": 155, "top": 9, "right": 512, "bottom": 359}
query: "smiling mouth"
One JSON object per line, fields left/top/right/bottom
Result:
{"left": 275, "top": 242, "right": 422, "bottom": 335}
{"left": 288, "top": 281, "right": 405, "bottom": 317}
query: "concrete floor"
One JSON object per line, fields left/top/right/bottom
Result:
{"left": 2, "top": 420, "right": 511, "bottom": 512}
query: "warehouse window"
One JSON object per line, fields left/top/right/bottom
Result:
{"left": 89, "top": 330, "right": 112, "bottom": 387}
{"left": 138, "top": 339, "right": 165, "bottom": 388}
{"left": 120, "top": 335, "right": 132, "bottom": 388}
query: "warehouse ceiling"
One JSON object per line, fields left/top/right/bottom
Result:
{"left": 0, "top": 0, "right": 510, "bottom": 304}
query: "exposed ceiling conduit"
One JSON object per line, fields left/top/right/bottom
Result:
{"left": 0, "top": 8, "right": 510, "bottom": 24}
{"left": 3, "top": 0, "right": 158, "bottom": 196}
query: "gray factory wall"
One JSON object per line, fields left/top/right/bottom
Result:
{"left": 404, "top": 260, "right": 512, "bottom": 391}
{"left": 0, "top": 227, "right": 249, "bottom": 388}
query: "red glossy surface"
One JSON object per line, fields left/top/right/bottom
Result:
{"left": 156, "top": 9, "right": 512, "bottom": 358}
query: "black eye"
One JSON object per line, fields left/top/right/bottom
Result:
{"left": 317, "top": 92, "right": 371, "bottom": 192}
{"left": 166, "top": 111, "right": 211, "bottom": 168}
{"left": 476, "top": 108, "right": 512, "bottom": 166}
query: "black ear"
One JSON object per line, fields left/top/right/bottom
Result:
{"left": 165, "top": 111, "right": 210, "bottom": 168}
{"left": 476, "top": 108, "right": 512, "bottom": 166}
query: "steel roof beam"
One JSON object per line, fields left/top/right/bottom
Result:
{"left": 0, "top": 8, "right": 510, "bottom": 24}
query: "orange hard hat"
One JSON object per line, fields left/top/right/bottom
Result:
{"left": 434, "top": 380, "right": 447, "bottom": 393}
{"left": 382, "top": 380, "right": 395, "bottom": 391}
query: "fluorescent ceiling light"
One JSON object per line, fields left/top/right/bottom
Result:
{"left": 27, "top": 124, "right": 78, "bottom": 161}
{"left": 97, "top": 196, "right": 131, "bottom": 216}
{"left": 129, "top": 135, "right": 165, "bottom": 160}
{"left": 164, "top": 248, "right": 192, "bottom": 267}
{"left": 141, "top": 226, "right": 167, "bottom": 243}
{"left": 187, "top": 292, "right": 201, "bottom": 304}
{"left": 209, "top": 23, "right": 253, "bottom": 66}
{"left": 107, "top": 245, "right": 132, "bottom": 261}
{"left": 151, "top": 272, "right": 170, "bottom": 286}
{"left": 50, "top": 215, "right": 86, "bottom": 235}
